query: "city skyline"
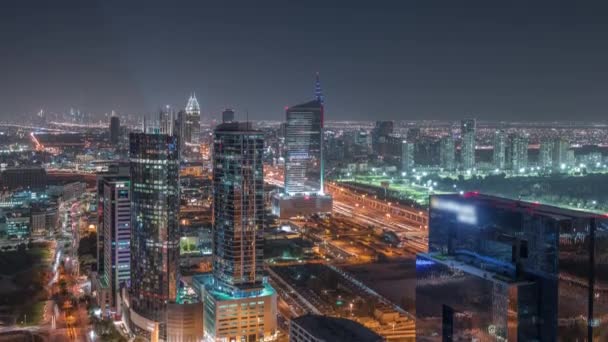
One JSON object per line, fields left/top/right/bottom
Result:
{"left": 2, "top": 1, "right": 608, "bottom": 122}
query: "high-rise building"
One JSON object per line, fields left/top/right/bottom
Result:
{"left": 185, "top": 93, "right": 201, "bottom": 144}
{"left": 439, "top": 136, "right": 455, "bottom": 171}
{"left": 509, "top": 133, "right": 528, "bottom": 171}
{"left": 100, "top": 177, "right": 131, "bottom": 312}
{"left": 417, "top": 194, "right": 608, "bottom": 341}
{"left": 159, "top": 105, "right": 175, "bottom": 135}
{"left": 1, "top": 167, "right": 47, "bottom": 191}
{"left": 284, "top": 100, "right": 324, "bottom": 195}
{"left": 460, "top": 119, "right": 476, "bottom": 170}
{"left": 176, "top": 110, "right": 187, "bottom": 153}
{"left": 492, "top": 130, "right": 507, "bottom": 170}
{"left": 273, "top": 100, "right": 332, "bottom": 218}
{"left": 203, "top": 122, "right": 277, "bottom": 341}
{"left": 96, "top": 163, "right": 129, "bottom": 278}
{"left": 221, "top": 108, "right": 235, "bottom": 123}
{"left": 127, "top": 132, "right": 180, "bottom": 341}
{"left": 371, "top": 121, "right": 394, "bottom": 156}
{"left": 552, "top": 137, "right": 570, "bottom": 170}
{"left": 110, "top": 115, "right": 121, "bottom": 146}
{"left": 539, "top": 139, "right": 554, "bottom": 169}
{"left": 402, "top": 141, "right": 415, "bottom": 171}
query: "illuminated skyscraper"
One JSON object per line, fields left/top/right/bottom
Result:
{"left": 159, "top": 105, "right": 175, "bottom": 135}
{"left": 284, "top": 100, "right": 324, "bottom": 195}
{"left": 460, "top": 119, "right": 476, "bottom": 170}
{"left": 101, "top": 177, "right": 131, "bottom": 311}
{"left": 203, "top": 122, "right": 277, "bottom": 341}
{"left": 439, "top": 136, "right": 455, "bottom": 171}
{"left": 402, "top": 141, "right": 415, "bottom": 171}
{"left": 185, "top": 93, "right": 201, "bottom": 144}
{"left": 492, "top": 130, "right": 506, "bottom": 170}
{"left": 539, "top": 138, "right": 554, "bottom": 169}
{"left": 273, "top": 99, "right": 332, "bottom": 218}
{"left": 552, "top": 137, "right": 570, "bottom": 170}
{"left": 127, "top": 132, "right": 180, "bottom": 341}
{"left": 509, "top": 133, "right": 528, "bottom": 171}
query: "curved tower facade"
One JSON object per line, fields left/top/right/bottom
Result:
{"left": 128, "top": 132, "right": 180, "bottom": 341}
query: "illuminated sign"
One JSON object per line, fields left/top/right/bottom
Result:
{"left": 431, "top": 197, "right": 477, "bottom": 225}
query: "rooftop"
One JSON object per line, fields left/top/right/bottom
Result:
{"left": 292, "top": 314, "right": 384, "bottom": 342}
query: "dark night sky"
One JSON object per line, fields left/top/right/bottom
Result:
{"left": 1, "top": 0, "right": 608, "bottom": 122}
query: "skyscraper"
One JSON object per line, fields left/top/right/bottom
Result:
{"left": 509, "top": 133, "right": 528, "bottom": 171}
{"left": 110, "top": 115, "right": 120, "bottom": 146}
{"left": 402, "top": 141, "right": 415, "bottom": 171}
{"left": 539, "top": 138, "right": 554, "bottom": 169}
{"left": 460, "top": 119, "right": 476, "bottom": 170}
{"left": 128, "top": 132, "right": 180, "bottom": 340}
{"left": 203, "top": 122, "right": 277, "bottom": 341}
{"left": 101, "top": 177, "right": 131, "bottom": 311}
{"left": 159, "top": 105, "right": 175, "bottom": 135}
{"left": 185, "top": 93, "right": 200, "bottom": 144}
{"left": 552, "top": 137, "right": 570, "bottom": 170}
{"left": 492, "top": 130, "right": 506, "bottom": 170}
{"left": 371, "top": 121, "right": 394, "bottom": 156}
{"left": 417, "top": 194, "right": 608, "bottom": 341}
{"left": 439, "top": 136, "right": 455, "bottom": 171}
{"left": 284, "top": 100, "right": 324, "bottom": 195}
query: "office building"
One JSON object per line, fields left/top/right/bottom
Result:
{"left": 110, "top": 115, "right": 121, "bottom": 146}
{"left": 509, "top": 133, "right": 528, "bottom": 171}
{"left": 402, "top": 141, "right": 415, "bottom": 171}
{"left": 492, "top": 130, "right": 506, "bottom": 170}
{"left": 539, "top": 139, "right": 553, "bottom": 169}
{"left": 221, "top": 108, "right": 235, "bottom": 123}
{"left": 371, "top": 121, "right": 394, "bottom": 155}
{"left": 439, "top": 136, "right": 455, "bottom": 171}
{"left": 159, "top": 105, "right": 175, "bottom": 135}
{"left": 95, "top": 164, "right": 130, "bottom": 277}
{"left": 460, "top": 119, "right": 476, "bottom": 170}
{"left": 273, "top": 100, "right": 331, "bottom": 218}
{"left": 99, "top": 177, "right": 131, "bottom": 313}
{"left": 127, "top": 132, "right": 180, "bottom": 341}
{"left": 203, "top": 122, "right": 277, "bottom": 341}
{"left": 290, "top": 314, "right": 384, "bottom": 342}
{"left": 416, "top": 193, "right": 608, "bottom": 341}
{"left": 552, "top": 137, "right": 570, "bottom": 170}
{"left": 185, "top": 93, "right": 201, "bottom": 144}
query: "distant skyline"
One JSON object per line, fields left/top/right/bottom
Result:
{"left": 1, "top": 1, "right": 608, "bottom": 122}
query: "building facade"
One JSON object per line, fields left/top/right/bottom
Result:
{"left": 128, "top": 132, "right": 180, "bottom": 341}
{"left": 416, "top": 193, "right": 608, "bottom": 341}
{"left": 110, "top": 115, "right": 121, "bottom": 145}
{"left": 101, "top": 177, "right": 131, "bottom": 312}
{"left": 492, "top": 130, "right": 507, "bottom": 170}
{"left": 439, "top": 136, "right": 455, "bottom": 171}
{"left": 205, "top": 122, "right": 277, "bottom": 341}
{"left": 460, "top": 119, "right": 476, "bottom": 170}
{"left": 185, "top": 94, "right": 201, "bottom": 144}
{"left": 509, "top": 133, "right": 528, "bottom": 171}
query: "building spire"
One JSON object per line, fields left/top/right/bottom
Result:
{"left": 315, "top": 72, "right": 324, "bottom": 105}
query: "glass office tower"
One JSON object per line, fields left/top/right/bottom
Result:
{"left": 211, "top": 122, "right": 265, "bottom": 294}
{"left": 416, "top": 193, "right": 608, "bottom": 341}
{"left": 460, "top": 119, "right": 476, "bottom": 170}
{"left": 284, "top": 99, "right": 324, "bottom": 195}
{"left": 204, "top": 122, "right": 277, "bottom": 341}
{"left": 128, "top": 132, "right": 180, "bottom": 340}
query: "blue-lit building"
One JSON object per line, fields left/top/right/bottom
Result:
{"left": 272, "top": 99, "right": 332, "bottom": 218}
{"left": 203, "top": 122, "right": 277, "bottom": 341}
{"left": 127, "top": 132, "right": 180, "bottom": 341}
{"left": 416, "top": 193, "right": 608, "bottom": 341}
